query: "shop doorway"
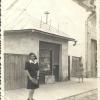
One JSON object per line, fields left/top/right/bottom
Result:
{"left": 91, "top": 39, "right": 97, "bottom": 77}
{"left": 39, "top": 41, "right": 60, "bottom": 83}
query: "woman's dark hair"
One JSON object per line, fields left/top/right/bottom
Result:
{"left": 29, "top": 52, "right": 37, "bottom": 59}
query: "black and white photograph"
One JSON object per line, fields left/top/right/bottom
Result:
{"left": 1, "top": 0, "right": 100, "bottom": 100}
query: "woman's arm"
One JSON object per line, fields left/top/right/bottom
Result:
{"left": 25, "top": 70, "right": 33, "bottom": 80}
{"left": 26, "top": 70, "right": 38, "bottom": 84}
{"left": 37, "top": 70, "right": 40, "bottom": 80}
{"left": 36, "top": 62, "right": 40, "bottom": 80}
{"left": 25, "top": 62, "right": 33, "bottom": 80}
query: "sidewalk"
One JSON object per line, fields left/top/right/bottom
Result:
{"left": 5, "top": 78, "right": 97, "bottom": 100}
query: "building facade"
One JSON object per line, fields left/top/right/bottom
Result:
{"left": 73, "top": 0, "right": 97, "bottom": 77}
{"left": 4, "top": 29, "right": 75, "bottom": 90}
{"left": 86, "top": 11, "right": 97, "bottom": 77}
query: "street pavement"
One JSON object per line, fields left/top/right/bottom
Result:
{"left": 4, "top": 78, "right": 97, "bottom": 100}
{"left": 58, "top": 89, "right": 97, "bottom": 100}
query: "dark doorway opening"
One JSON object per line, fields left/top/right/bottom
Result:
{"left": 91, "top": 39, "right": 97, "bottom": 77}
{"left": 39, "top": 41, "right": 60, "bottom": 84}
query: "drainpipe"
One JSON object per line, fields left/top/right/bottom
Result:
{"left": 73, "top": 40, "right": 77, "bottom": 46}
{"left": 85, "top": 18, "right": 88, "bottom": 78}
{"left": 85, "top": 13, "right": 91, "bottom": 78}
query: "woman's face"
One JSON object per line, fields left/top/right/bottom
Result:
{"left": 30, "top": 55, "right": 36, "bottom": 61}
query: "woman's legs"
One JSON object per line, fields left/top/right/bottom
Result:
{"left": 79, "top": 77, "right": 80, "bottom": 82}
{"left": 28, "top": 89, "right": 35, "bottom": 100}
{"left": 82, "top": 75, "right": 83, "bottom": 82}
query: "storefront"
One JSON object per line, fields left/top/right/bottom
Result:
{"left": 4, "top": 29, "right": 76, "bottom": 90}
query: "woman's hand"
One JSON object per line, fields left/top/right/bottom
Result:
{"left": 30, "top": 77, "right": 38, "bottom": 84}
{"left": 34, "top": 59, "right": 38, "bottom": 64}
{"left": 26, "top": 70, "right": 38, "bottom": 84}
{"left": 37, "top": 76, "right": 39, "bottom": 80}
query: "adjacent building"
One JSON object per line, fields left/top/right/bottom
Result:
{"left": 73, "top": 0, "right": 97, "bottom": 77}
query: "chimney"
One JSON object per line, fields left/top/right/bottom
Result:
{"left": 44, "top": 11, "right": 50, "bottom": 24}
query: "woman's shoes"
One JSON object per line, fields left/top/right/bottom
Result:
{"left": 27, "top": 98, "right": 35, "bottom": 100}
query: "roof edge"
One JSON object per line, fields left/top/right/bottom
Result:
{"left": 4, "top": 29, "right": 76, "bottom": 42}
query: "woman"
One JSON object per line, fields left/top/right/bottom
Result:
{"left": 25, "top": 53, "right": 39, "bottom": 100}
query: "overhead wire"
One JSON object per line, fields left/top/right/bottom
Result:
{"left": 3, "top": 0, "right": 19, "bottom": 23}
{"left": 4, "top": 0, "right": 32, "bottom": 29}
{"left": 12, "top": 10, "right": 40, "bottom": 29}
{"left": 6, "top": 0, "right": 19, "bottom": 10}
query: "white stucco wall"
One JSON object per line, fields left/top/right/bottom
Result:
{"left": 4, "top": 32, "right": 39, "bottom": 60}
{"left": 61, "top": 43, "right": 68, "bottom": 80}
{"left": 88, "top": 14, "right": 96, "bottom": 40}
{"left": 86, "top": 13, "right": 97, "bottom": 77}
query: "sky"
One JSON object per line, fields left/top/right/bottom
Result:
{"left": 2, "top": 0, "right": 90, "bottom": 56}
